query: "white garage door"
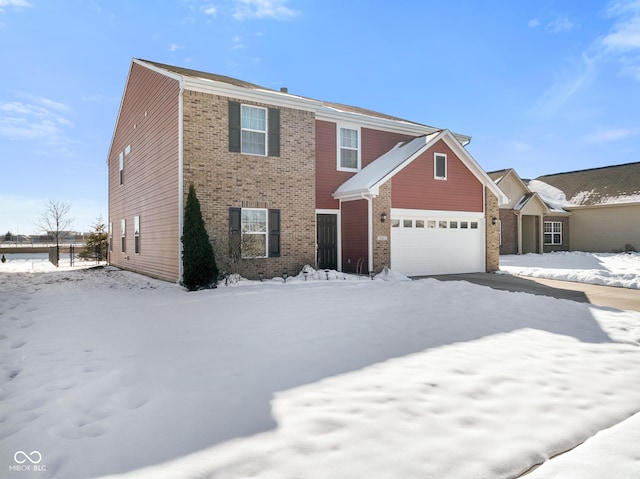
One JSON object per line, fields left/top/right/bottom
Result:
{"left": 390, "top": 210, "right": 485, "bottom": 276}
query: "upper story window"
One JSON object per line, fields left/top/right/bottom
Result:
{"left": 118, "top": 145, "right": 131, "bottom": 185}
{"left": 229, "top": 101, "right": 280, "bottom": 157}
{"left": 241, "top": 105, "right": 267, "bottom": 156}
{"left": 434, "top": 153, "right": 447, "bottom": 180}
{"left": 338, "top": 125, "right": 360, "bottom": 171}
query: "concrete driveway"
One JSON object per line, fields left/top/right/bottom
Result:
{"left": 422, "top": 273, "right": 640, "bottom": 312}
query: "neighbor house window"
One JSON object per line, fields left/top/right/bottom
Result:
{"left": 229, "top": 102, "right": 280, "bottom": 156}
{"left": 544, "top": 221, "right": 562, "bottom": 245}
{"left": 121, "top": 219, "right": 126, "bottom": 253}
{"left": 434, "top": 153, "right": 447, "bottom": 180}
{"left": 109, "top": 222, "right": 113, "bottom": 252}
{"left": 338, "top": 126, "right": 360, "bottom": 171}
{"left": 229, "top": 207, "right": 280, "bottom": 259}
{"left": 134, "top": 216, "right": 140, "bottom": 254}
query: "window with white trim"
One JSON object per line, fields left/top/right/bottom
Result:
{"left": 241, "top": 105, "right": 267, "bottom": 156}
{"left": 338, "top": 125, "right": 360, "bottom": 171}
{"left": 229, "top": 208, "right": 281, "bottom": 259}
{"left": 134, "top": 216, "right": 140, "bottom": 254}
{"left": 434, "top": 153, "right": 447, "bottom": 180}
{"left": 544, "top": 221, "right": 562, "bottom": 245}
{"left": 121, "top": 219, "right": 126, "bottom": 253}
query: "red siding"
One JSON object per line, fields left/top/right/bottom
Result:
{"left": 362, "top": 128, "right": 414, "bottom": 167}
{"left": 392, "top": 139, "right": 483, "bottom": 212}
{"left": 108, "top": 62, "right": 181, "bottom": 281}
{"left": 341, "top": 200, "right": 369, "bottom": 274}
{"left": 315, "top": 121, "right": 414, "bottom": 209}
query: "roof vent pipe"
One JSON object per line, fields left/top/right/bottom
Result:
{"left": 280, "top": 87, "right": 288, "bottom": 93}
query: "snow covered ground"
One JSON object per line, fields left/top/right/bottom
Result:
{"left": 500, "top": 251, "right": 640, "bottom": 289}
{"left": 1, "top": 253, "right": 640, "bottom": 479}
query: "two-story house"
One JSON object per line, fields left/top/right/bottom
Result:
{"left": 108, "top": 59, "right": 506, "bottom": 282}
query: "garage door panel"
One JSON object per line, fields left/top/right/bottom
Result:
{"left": 391, "top": 213, "right": 485, "bottom": 276}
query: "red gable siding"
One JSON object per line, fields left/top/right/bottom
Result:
{"left": 392, "top": 139, "right": 483, "bottom": 212}
{"left": 315, "top": 121, "right": 414, "bottom": 210}
{"left": 362, "top": 128, "right": 414, "bottom": 167}
{"left": 341, "top": 199, "right": 369, "bottom": 274}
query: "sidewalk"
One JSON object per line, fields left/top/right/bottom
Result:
{"left": 516, "top": 275, "right": 640, "bottom": 312}
{"left": 425, "top": 273, "right": 640, "bottom": 312}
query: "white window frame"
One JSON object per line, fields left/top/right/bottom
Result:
{"left": 119, "top": 152, "right": 124, "bottom": 185}
{"left": 241, "top": 208, "right": 268, "bottom": 258}
{"left": 544, "top": 221, "right": 562, "bottom": 245}
{"left": 434, "top": 153, "right": 447, "bottom": 180}
{"left": 134, "top": 215, "right": 140, "bottom": 254}
{"left": 121, "top": 219, "right": 126, "bottom": 253}
{"left": 337, "top": 124, "right": 361, "bottom": 172}
{"left": 241, "top": 104, "right": 267, "bottom": 156}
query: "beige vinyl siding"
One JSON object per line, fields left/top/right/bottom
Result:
{"left": 108, "top": 62, "right": 181, "bottom": 282}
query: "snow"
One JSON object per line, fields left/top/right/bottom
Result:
{"left": 527, "top": 180, "right": 569, "bottom": 211}
{"left": 500, "top": 251, "right": 640, "bottom": 289}
{"left": 1, "top": 254, "right": 640, "bottom": 479}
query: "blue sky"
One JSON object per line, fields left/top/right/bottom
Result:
{"left": 1, "top": 0, "right": 639, "bottom": 234}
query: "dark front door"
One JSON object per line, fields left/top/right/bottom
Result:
{"left": 317, "top": 214, "right": 337, "bottom": 270}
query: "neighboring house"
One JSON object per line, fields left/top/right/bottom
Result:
{"left": 489, "top": 162, "right": 640, "bottom": 255}
{"left": 533, "top": 162, "right": 640, "bottom": 252}
{"left": 488, "top": 169, "right": 570, "bottom": 255}
{"left": 108, "top": 59, "right": 506, "bottom": 282}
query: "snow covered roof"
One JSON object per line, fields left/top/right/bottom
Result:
{"left": 535, "top": 162, "right": 640, "bottom": 207}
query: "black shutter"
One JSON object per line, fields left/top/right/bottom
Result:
{"left": 268, "top": 209, "right": 280, "bottom": 257}
{"left": 229, "top": 207, "right": 241, "bottom": 259}
{"left": 229, "top": 102, "right": 241, "bottom": 153}
{"left": 268, "top": 108, "right": 280, "bottom": 157}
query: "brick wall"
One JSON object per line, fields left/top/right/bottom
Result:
{"left": 499, "top": 209, "right": 518, "bottom": 255}
{"left": 372, "top": 182, "right": 391, "bottom": 273}
{"left": 182, "top": 90, "right": 316, "bottom": 280}
{"left": 485, "top": 188, "right": 500, "bottom": 271}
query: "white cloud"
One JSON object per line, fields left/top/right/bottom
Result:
{"left": 0, "top": 0, "right": 30, "bottom": 13}
{"left": 530, "top": 53, "right": 595, "bottom": 117}
{"left": 168, "top": 43, "right": 182, "bottom": 52}
{"left": 602, "top": 2, "right": 640, "bottom": 52}
{"left": 548, "top": 16, "right": 575, "bottom": 33}
{"left": 528, "top": 18, "right": 540, "bottom": 28}
{"left": 201, "top": 4, "right": 217, "bottom": 16}
{"left": 583, "top": 127, "right": 635, "bottom": 143}
{"left": 0, "top": 96, "right": 74, "bottom": 146}
{"left": 232, "top": 0, "right": 298, "bottom": 20}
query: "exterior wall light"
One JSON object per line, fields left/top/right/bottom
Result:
{"left": 381, "top": 212, "right": 387, "bottom": 223}
{"left": 492, "top": 217, "right": 498, "bottom": 225}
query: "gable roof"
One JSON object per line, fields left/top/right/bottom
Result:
{"left": 334, "top": 130, "right": 507, "bottom": 204}
{"left": 134, "top": 59, "right": 471, "bottom": 144}
{"left": 487, "top": 168, "right": 568, "bottom": 213}
{"left": 535, "top": 162, "right": 640, "bottom": 206}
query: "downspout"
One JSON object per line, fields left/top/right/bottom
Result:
{"left": 177, "top": 82, "right": 185, "bottom": 283}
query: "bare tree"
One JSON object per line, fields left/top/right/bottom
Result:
{"left": 35, "top": 200, "right": 74, "bottom": 266}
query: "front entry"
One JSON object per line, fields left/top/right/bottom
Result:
{"left": 316, "top": 214, "right": 337, "bottom": 270}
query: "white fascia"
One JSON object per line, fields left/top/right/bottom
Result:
{"left": 183, "top": 77, "right": 320, "bottom": 112}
